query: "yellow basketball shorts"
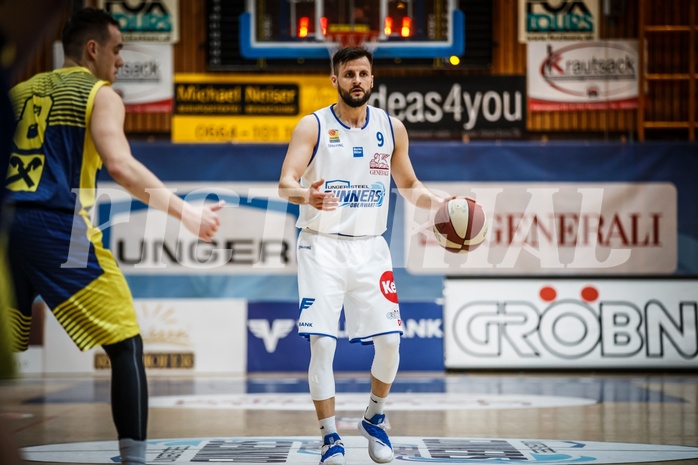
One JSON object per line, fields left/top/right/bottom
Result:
{"left": 6, "top": 207, "right": 140, "bottom": 351}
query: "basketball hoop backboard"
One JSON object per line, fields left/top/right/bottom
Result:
{"left": 239, "top": 0, "right": 464, "bottom": 60}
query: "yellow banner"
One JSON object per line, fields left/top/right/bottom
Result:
{"left": 172, "top": 74, "right": 336, "bottom": 143}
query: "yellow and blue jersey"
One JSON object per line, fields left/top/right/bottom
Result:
{"left": 6, "top": 67, "right": 107, "bottom": 214}
{"left": 3, "top": 67, "right": 140, "bottom": 351}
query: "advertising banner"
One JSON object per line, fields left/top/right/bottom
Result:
{"left": 519, "top": 0, "right": 600, "bottom": 43}
{"left": 53, "top": 41, "right": 173, "bottom": 113}
{"left": 367, "top": 76, "right": 526, "bottom": 140}
{"left": 112, "top": 43, "right": 173, "bottom": 112}
{"left": 94, "top": 182, "right": 299, "bottom": 275}
{"left": 444, "top": 279, "right": 698, "bottom": 369}
{"left": 172, "top": 74, "right": 336, "bottom": 143}
{"left": 527, "top": 40, "right": 638, "bottom": 111}
{"left": 247, "top": 302, "right": 444, "bottom": 372}
{"left": 98, "top": 0, "right": 179, "bottom": 43}
{"left": 94, "top": 141, "right": 698, "bottom": 303}
{"left": 172, "top": 74, "right": 526, "bottom": 143}
{"left": 41, "top": 299, "right": 247, "bottom": 374}
{"left": 403, "top": 182, "right": 677, "bottom": 276}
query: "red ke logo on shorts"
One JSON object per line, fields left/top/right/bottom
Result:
{"left": 379, "top": 271, "right": 399, "bottom": 303}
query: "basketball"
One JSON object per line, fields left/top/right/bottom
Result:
{"left": 432, "top": 197, "right": 488, "bottom": 253}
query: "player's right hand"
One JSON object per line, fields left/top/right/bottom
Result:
{"left": 308, "top": 179, "right": 339, "bottom": 211}
{"left": 182, "top": 200, "right": 225, "bottom": 242}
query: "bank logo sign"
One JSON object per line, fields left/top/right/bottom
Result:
{"left": 21, "top": 437, "right": 698, "bottom": 464}
{"left": 444, "top": 279, "right": 698, "bottom": 369}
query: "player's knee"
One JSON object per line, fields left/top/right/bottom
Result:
{"left": 309, "top": 335, "right": 337, "bottom": 364}
{"left": 371, "top": 333, "right": 401, "bottom": 383}
{"left": 373, "top": 332, "right": 400, "bottom": 357}
{"left": 103, "top": 334, "right": 144, "bottom": 362}
{"left": 308, "top": 336, "right": 337, "bottom": 400}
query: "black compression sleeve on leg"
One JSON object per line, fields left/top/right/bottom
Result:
{"left": 103, "top": 335, "right": 148, "bottom": 441}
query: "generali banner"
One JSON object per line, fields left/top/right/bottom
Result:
{"left": 444, "top": 279, "right": 698, "bottom": 369}
{"left": 527, "top": 40, "right": 639, "bottom": 111}
{"left": 403, "top": 182, "right": 677, "bottom": 275}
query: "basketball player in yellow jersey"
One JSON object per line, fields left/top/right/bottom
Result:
{"left": 3, "top": 8, "right": 223, "bottom": 465}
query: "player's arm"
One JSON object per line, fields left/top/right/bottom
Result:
{"left": 90, "top": 85, "right": 223, "bottom": 241}
{"left": 390, "top": 116, "right": 449, "bottom": 210}
{"left": 278, "top": 115, "right": 338, "bottom": 210}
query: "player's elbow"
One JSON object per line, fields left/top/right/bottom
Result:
{"left": 278, "top": 177, "right": 297, "bottom": 201}
{"left": 104, "top": 157, "right": 136, "bottom": 187}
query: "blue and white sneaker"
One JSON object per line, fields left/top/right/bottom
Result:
{"left": 358, "top": 414, "right": 394, "bottom": 463}
{"left": 320, "top": 433, "right": 345, "bottom": 465}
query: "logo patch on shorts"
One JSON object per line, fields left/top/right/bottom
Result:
{"left": 299, "top": 298, "right": 315, "bottom": 313}
{"left": 379, "top": 271, "right": 398, "bottom": 304}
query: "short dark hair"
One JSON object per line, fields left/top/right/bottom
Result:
{"left": 61, "top": 8, "right": 120, "bottom": 59}
{"left": 331, "top": 46, "right": 373, "bottom": 75}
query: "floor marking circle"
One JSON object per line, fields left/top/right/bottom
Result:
{"left": 149, "top": 392, "right": 596, "bottom": 410}
{"left": 21, "top": 437, "right": 698, "bottom": 464}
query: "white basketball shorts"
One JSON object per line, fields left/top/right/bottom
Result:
{"left": 296, "top": 230, "right": 403, "bottom": 343}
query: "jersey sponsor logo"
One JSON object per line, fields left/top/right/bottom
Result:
{"left": 369, "top": 152, "right": 390, "bottom": 176}
{"left": 324, "top": 180, "right": 385, "bottom": 208}
{"left": 380, "top": 271, "right": 399, "bottom": 304}
{"left": 7, "top": 95, "right": 53, "bottom": 192}
{"left": 5, "top": 154, "right": 45, "bottom": 192}
{"left": 299, "top": 297, "right": 316, "bottom": 313}
{"left": 328, "top": 128, "right": 342, "bottom": 147}
{"left": 353, "top": 147, "right": 364, "bottom": 158}
{"left": 21, "top": 437, "right": 698, "bottom": 463}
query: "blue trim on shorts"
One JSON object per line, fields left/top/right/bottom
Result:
{"left": 350, "top": 330, "right": 404, "bottom": 345}
{"left": 298, "top": 332, "right": 338, "bottom": 341}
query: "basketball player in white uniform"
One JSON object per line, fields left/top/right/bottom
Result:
{"left": 279, "top": 47, "right": 450, "bottom": 465}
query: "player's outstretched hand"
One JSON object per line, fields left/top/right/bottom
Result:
{"left": 182, "top": 200, "right": 225, "bottom": 242}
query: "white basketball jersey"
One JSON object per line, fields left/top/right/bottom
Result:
{"left": 296, "top": 104, "right": 395, "bottom": 236}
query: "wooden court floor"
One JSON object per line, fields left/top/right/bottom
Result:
{"left": 1, "top": 371, "right": 697, "bottom": 464}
